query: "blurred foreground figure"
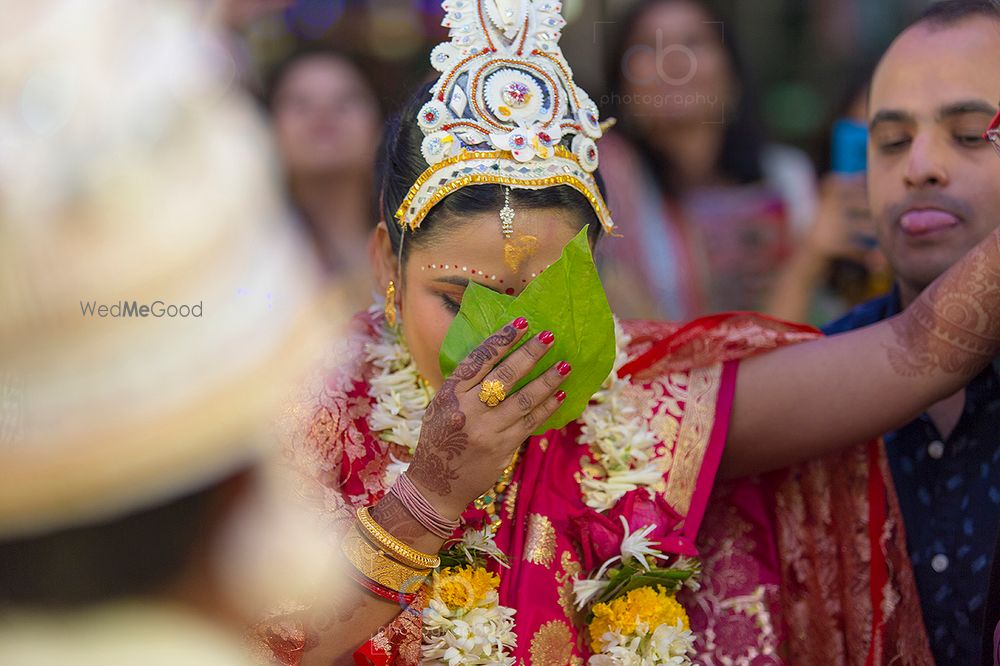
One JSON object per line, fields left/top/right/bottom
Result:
{"left": 0, "top": 1, "right": 332, "bottom": 663}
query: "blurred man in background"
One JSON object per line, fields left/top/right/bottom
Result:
{"left": 822, "top": 2, "right": 1000, "bottom": 663}
{"left": 0, "top": 1, "right": 331, "bottom": 663}
{"left": 983, "top": 100, "right": 1000, "bottom": 666}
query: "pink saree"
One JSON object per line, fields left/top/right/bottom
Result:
{"left": 261, "top": 311, "right": 932, "bottom": 665}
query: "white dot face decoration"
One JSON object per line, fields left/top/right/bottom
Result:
{"left": 394, "top": 0, "right": 615, "bottom": 237}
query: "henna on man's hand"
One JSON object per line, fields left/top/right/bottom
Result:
{"left": 887, "top": 232, "right": 1000, "bottom": 376}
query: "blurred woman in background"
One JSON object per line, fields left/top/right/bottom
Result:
{"left": 598, "top": 0, "right": 817, "bottom": 319}
{"left": 266, "top": 48, "right": 383, "bottom": 313}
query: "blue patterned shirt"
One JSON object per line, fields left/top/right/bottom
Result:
{"left": 824, "top": 288, "right": 1000, "bottom": 666}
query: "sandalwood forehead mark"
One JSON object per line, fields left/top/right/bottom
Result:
{"left": 503, "top": 233, "right": 539, "bottom": 272}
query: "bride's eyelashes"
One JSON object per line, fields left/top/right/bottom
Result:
{"left": 440, "top": 292, "right": 462, "bottom": 314}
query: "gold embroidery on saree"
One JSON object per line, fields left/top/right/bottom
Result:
{"left": 524, "top": 513, "right": 556, "bottom": 567}
{"left": 529, "top": 620, "right": 580, "bottom": 666}
{"left": 555, "top": 550, "right": 583, "bottom": 623}
{"left": 681, "top": 486, "right": 782, "bottom": 664}
{"left": 651, "top": 410, "right": 680, "bottom": 452}
{"left": 665, "top": 364, "right": 723, "bottom": 516}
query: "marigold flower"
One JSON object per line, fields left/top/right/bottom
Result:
{"left": 588, "top": 586, "right": 689, "bottom": 653}
{"left": 429, "top": 566, "right": 500, "bottom": 611}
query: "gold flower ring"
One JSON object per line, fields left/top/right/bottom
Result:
{"left": 478, "top": 380, "right": 506, "bottom": 407}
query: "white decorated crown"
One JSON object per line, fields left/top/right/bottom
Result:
{"left": 394, "top": 0, "right": 614, "bottom": 234}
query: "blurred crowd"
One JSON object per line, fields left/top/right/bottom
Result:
{"left": 1, "top": 0, "right": 999, "bottom": 665}
{"left": 229, "top": 0, "right": 903, "bottom": 326}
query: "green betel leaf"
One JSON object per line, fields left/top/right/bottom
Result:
{"left": 438, "top": 281, "right": 513, "bottom": 378}
{"left": 439, "top": 227, "right": 616, "bottom": 434}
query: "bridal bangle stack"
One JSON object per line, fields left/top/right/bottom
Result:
{"left": 340, "top": 506, "right": 441, "bottom": 600}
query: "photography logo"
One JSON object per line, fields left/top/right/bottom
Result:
{"left": 595, "top": 22, "right": 726, "bottom": 122}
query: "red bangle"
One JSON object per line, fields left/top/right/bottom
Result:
{"left": 347, "top": 567, "right": 418, "bottom": 606}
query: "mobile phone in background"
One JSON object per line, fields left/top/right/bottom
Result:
{"left": 828, "top": 117, "right": 876, "bottom": 251}
{"left": 830, "top": 118, "right": 868, "bottom": 175}
{"left": 826, "top": 117, "right": 886, "bottom": 302}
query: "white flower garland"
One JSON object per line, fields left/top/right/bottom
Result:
{"left": 365, "top": 306, "right": 433, "bottom": 483}
{"left": 577, "top": 322, "right": 666, "bottom": 512}
{"left": 588, "top": 621, "right": 696, "bottom": 666}
{"left": 422, "top": 586, "right": 518, "bottom": 666}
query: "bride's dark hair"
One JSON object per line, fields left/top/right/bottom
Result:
{"left": 378, "top": 84, "right": 608, "bottom": 259}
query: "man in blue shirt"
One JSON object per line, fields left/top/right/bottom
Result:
{"left": 822, "top": 2, "right": 1000, "bottom": 663}
{"left": 981, "top": 78, "right": 1000, "bottom": 666}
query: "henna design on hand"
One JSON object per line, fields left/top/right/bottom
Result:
{"left": 406, "top": 379, "right": 467, "bottom": 495}
{"left": 307, "top": 595, "right": 368, "bottom": 634}
{"left": 408, "top": 325, "right": 518, "bottom": 495}
{"left": 453, "top": 325, "right": 519, "bottom": 381}
{"left": 293, "top": 595, "right": 370, "bottom": 657}
{"left": 370, "top": 492, "right": 426, "bottom": 542}
{"left": 887, "top": 232, "right": 1000, "bottom": 376}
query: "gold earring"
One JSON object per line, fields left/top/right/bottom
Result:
{"left": 384, "top": 280, "right": 397, "bottom": 327}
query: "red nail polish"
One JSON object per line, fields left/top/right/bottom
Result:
{"left": 539, "top": 330, "right": 555, "bottom": 345}
{"left": 513, "top": 317, "right": 529, "bottom": 330}
{"left": 555, "top": 390, "right": 566, "bottom": 403}
{"left": 557, "top": 361, "right": 572, "bottom": 376}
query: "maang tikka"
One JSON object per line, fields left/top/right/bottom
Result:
{"left": 500, "top": 187, "right": 515, "bottom": 239}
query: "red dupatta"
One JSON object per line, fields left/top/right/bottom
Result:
{"left": 625, "top": 312, "right": 932, "bottom": 665}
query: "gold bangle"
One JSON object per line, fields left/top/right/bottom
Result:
{"left": 355, "top": 506, "right": 441, "bottom": 570}
{"left": 340, "top": 524, "right": 430, "bottom": 594}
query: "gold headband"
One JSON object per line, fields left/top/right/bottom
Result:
{"left": 394, "top": 147, "right": 611, "bottom": 233}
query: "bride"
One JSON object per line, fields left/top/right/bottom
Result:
{"left": 259, "top": 2, "right": 997, "bottom": 664}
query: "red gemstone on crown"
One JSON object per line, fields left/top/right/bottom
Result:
{"left": 538, "top": 132, "right": 551, "bottom": 144}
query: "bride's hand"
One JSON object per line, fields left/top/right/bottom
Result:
{"left": 406, "top": 317, "right": 570, "bottom": 518}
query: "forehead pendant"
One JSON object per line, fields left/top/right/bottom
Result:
{"left": 500, "top": 187, "right": 515, "bottom": 239}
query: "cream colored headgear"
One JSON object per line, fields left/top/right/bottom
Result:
{"left": 394, "top": 0, "right": 614, "bottom": 234}
{"left": 0, "top": 0, "right": 322, "bottom": 537}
